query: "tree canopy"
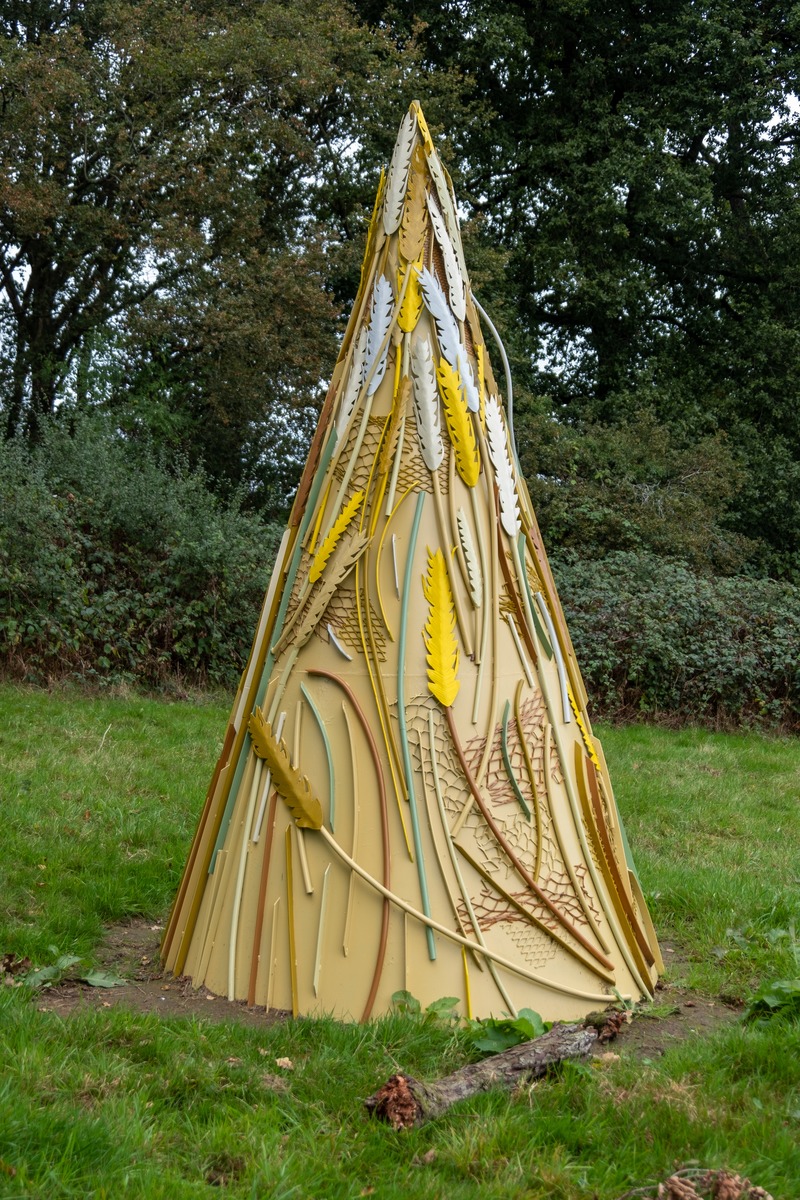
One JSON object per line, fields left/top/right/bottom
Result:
{"left": 1, "top": 0, "right": 798, "bottom": 573}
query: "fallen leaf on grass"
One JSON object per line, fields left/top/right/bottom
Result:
{"left": 260, "top": 1073, "right": 288, "bottom": 1092}
{"left": 412, "top": 1150, "right": 437, "bottom": 1166}
{"left": 1, "top": 955, "right": 32, "bottom": 976}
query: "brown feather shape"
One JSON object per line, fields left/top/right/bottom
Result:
{"left": 399, "top": 144, "right": 429, "bottom": 264}
{"left": 291, "top": 530, "right": 370, "bottom": 654}
{"left": 248, "top": 708, "right": 323, "bottom": 830}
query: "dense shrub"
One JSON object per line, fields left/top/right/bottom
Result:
{"left": 0, "top": 421, "right": 282, "bottom": 687}
{"left": 553, "top": 551, "right": 800, "bottom": 728}
{"left": 3, "top": 422, "right": 799, "bottom": 725}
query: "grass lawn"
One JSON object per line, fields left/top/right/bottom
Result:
{"left": 1, "top": 684, "right": 799, "bottom": 1199}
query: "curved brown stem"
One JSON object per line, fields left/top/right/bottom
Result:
{"left": 444, "top": 705, "right": 614, "bottom": 973}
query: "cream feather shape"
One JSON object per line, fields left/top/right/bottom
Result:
{"left": 365, "top": 275, "right": 395, "bottom": 396}
{"left": 383, "top": 108, "right": 417, "bottom": 235}
{"left": 410, "top": 336, "right": 444, "bottom": 471}
{"left": 427, "top": 193, "right": 466, "bottom": 320}
{"left": 418, "top": 266, "right": 479, "bottom": 413}
{"left": 335, "top": 325, "right": 368, "bottom": 435}
{"left": 484, "top": 394, "right": 521, "bottom": 537}
{"left": 456, "top": 507, "right": 482, "bottom": 607}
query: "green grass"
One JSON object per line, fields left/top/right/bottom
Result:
{"left": 601, "top": 724, "right": 800, "bottom": 997}
{"left": 0, "top": 685, "right": 228, "bottom": 964}
{"left": 1, "top": 685, "right": 799, "bottom": 1199}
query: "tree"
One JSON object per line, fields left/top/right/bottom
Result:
{"left": 0, "top": 0, "right": 472, "bottom": 507}
{"left": 354, "top": 0, "right": 800, "bottom": 576}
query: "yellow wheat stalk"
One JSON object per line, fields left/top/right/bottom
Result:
{"left": 423, "top": 547, "right": 460, "bottom": 708}
{"left": 309, "top": 490, "right": 364, "bottom": 583}
{"left": 397, "top": 261, "right": 423, "bottom": 333}
{"left": 290, "top": 531, "right": 369, "bottom": 656}
{"left": 437, "top": 358, "right": 480, "bottom": 487}
{"left": 248, "top": 708, "right": 323, "bottom": 829}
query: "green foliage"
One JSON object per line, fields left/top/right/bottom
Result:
{"left": 521, "top": 409, "right": 753, "bottom": 574}
{"left": 0, "top": 685, "right": 230, "bottom": 964}
{"left": 1, "top": 689, "right": 800, "bottom": 1197}
{"left": 20, "top": 947, "right": 123, "bottom": 991}
{"left": 553, "top": 551, "right": 800, "bottom": 728}
{"left": 391, "top": 991, "right": 461, "bottom": 1025}
{"left": 0, "top": 419, "right": 281, "bottom": 687}
{"left": 0, "top": 0, "right": 474, "bottom": 503}
{"left": 745, "top": 979, "right": 800, "bottom": 1026}
{"left": 467, "top": 1008, "right": 550, "bottom": 1056}
{"left": 744, "top": 929, "right": 800, "bottom": 1025}
{"left": 357, "top": 0, "right": 800, "bottom": 580}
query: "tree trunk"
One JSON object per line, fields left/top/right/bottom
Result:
{"left": 365, "top": 1020, "right": 609, "bottom": 1129}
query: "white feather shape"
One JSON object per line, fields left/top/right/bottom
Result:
{"left": 410, "top": 337, "right": 444, "bottom": 471}
{"left": 418, "top": 266, "right": 461, "bottom": 367}
{"left": 383, "top": 109, "right": 417, "bottom": 235}
{"left": 335, "top": 326, "right": 368, "bottom": 434}
{"left": 484, "top": 394, "right": 521, "bottom": 537}
{"left": 365, "top": 275, "right": 395, "bottom": 397}
{"left": 426, "top": 149, "right": 466, "bottom": 272}
{"left": 457, "top": 348, "right": 480, "bottom": 413}
{"left": 427, "top": 194, "right": 466, "bottom": 320}
{"left": 456, "top": 507, "right": 482, "bottom": 606}
{"left": 418, "top": 266, "right": 479, "bottom": 411}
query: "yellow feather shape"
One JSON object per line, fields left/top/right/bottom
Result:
{"left": 359, "top": 169, "right": 385, "bottom": 289}
{"left": 412, "top": 102, "right": 435, "bottom": 155}
{"left": 423, "top": 548, "right": 460, "bottom": 708}
{"left": 397, "top": 261, "right": 423, "bottom": 333}
{"left": 248, "top": 708, "right": 323, "bottom": 830}
{"left": 309, "top": 490, "right": 364, "bottom": 583}
{"left": 437, "top": 358, "right": 480, "bottom": 488}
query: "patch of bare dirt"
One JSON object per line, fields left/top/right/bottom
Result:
{"left": 606, "top": 940, "right": 743, "bottom": 1060}
{"left": 32, "top": 926, "right": 742, "bottom": 1055}
{"left": 32, "top": 918, "right": 289, "bottom": 1027}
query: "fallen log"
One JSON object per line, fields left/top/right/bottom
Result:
{"left": 366, "top": 1013, "right": 623, "bottom": 1129}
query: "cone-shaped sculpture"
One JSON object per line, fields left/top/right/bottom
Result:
{"left": 162, "top": 103, "right": 662, "bottom": 1022}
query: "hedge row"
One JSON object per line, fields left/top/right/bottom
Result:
{"left": 2, "top": 424, "right": 799, "bottom": 725}
{"left": 0, "top": 423, "right": 281, "bottom": 688}
{"left": 552, "top": 551, "right": 800, "bottom": 728}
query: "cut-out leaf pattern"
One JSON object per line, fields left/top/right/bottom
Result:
{"left": 427, "top": 194, "right": 466, "bottom": 320}
{"left": 310, "top": 491, "right": 364, "bottom": 583}
{"left": 397, "top": 261, "right": 423, "bottom": 333}
{"left": 336, "top": 326, "right": 368, "bottom": 434}
{"left": 248, "top": 708, "right": 323, "bottom": 829}
{"left": 437, "top": 358, "right": 479, "bottom": 487}
{"left": 411, "top": 337, "right": 444, "bottom": 471}
{"left": 399, "top": 144, "right": 429, "bottom": 263}
{"left": 365, "top": 275, "right": 394, "bottom": 396}
{"left": 419, "top": 266, "right": 461, "bottom": 367}
{"left": 457, "top": 507, "right": 482, "bottom": 606}
{"left": 484, "top": 394, "right": 520, "bottom": 537}
{"left": 423, "top": 547, "right": 460, "bottom": 708}
{"left": 383, "top": 108, "right": 416, "bottom": 235}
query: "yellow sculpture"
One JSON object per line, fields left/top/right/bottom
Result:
{"left": 161, "top": 102, "right": 662, "bottom": 1022}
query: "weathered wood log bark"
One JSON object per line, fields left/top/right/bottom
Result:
{"left": 366, "top": 1019, "right": 611, "bottom": 1129}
